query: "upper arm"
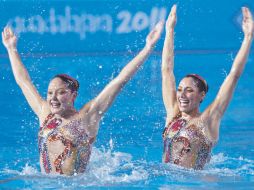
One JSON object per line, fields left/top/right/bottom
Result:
{"left": 203, "top": 74, "right": 238, "bottom": 137}
{"left": 79, "top": 45, "right": 153, "bottom": 119}
{"left": 18, "top": 79, "right": 47, "bottom": 117}
{"left": 161, "top": 69, "right": 179, "bottom": 121}
{"left": 78, "top": 100, "right": 100, "bottom": 137}
{"left": 80, "top": 77, "right": 123, "bottom": 120}
{"left": 207, "top": 74, "right": 238, "bottom": 119}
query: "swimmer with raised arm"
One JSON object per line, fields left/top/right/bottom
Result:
{"left": 2, "top": 22, "right": 163, "bottom": 175}
{"left": 161, "top": 5, "right": 254, "bottom": 169}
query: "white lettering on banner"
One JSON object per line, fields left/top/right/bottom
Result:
{"left": 8, "top": 6, "right": 166, "bottom": 40}
{"left": 116, "top": 8, "right": 167, "bottom": 33}
{"left": 117, "top": 11, "right": 132, "bottom": 33}
{"left": 132, "top": 12, "right": 149, "bottom": 31}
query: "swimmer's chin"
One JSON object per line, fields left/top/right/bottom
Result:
{"left": 178, "top": 102, "right": 190, "bottom": 112}
{"left": 50, "top": 107, "right": 64, "bottom": 115}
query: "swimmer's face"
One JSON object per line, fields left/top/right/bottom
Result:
{"left": 47, "top": 78, "right": 77, "bottom": 115}
{"left": 177, "top": 77, "right": 205, "bottom": 114}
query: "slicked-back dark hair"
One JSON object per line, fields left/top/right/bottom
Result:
{"left": 53, "top": 74, "right": 79, "bottom": 92}
{"left": 185, "top": 74, "right": 208, "bottom": 94}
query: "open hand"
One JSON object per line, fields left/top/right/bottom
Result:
{"left": 145, "top": 21, "right": 164, "bottom": 50}
{"left": 166, "top": 4, "right": 177, "bottom": 32}
{"left": 242, "top": 7, "right": 254, "bottom": 38}
{"left": 2, "top": 27, "right": 17, "bottom": 50}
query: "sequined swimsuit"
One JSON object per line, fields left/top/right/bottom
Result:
{"left": 162, "top": 113, "right": 215, "bottom": 169}
{"left": 38, "top": 114, "right": 93, "bottom": 174}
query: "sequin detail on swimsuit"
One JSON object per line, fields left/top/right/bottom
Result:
{"left": 38, "top": 114, "right": 93, "bottom": 174}
{"left": 38, "top": 114, "right": 62, "bottom": 173}
{"left": 162, "top": 113, "right": 214, "bottom": 169}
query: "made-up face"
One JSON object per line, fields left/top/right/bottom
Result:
{"left": 47, "top": 78, "right": 76, "bottom": 115}
{"left": 177, "top": 77, "right": 205, "bottom": 114}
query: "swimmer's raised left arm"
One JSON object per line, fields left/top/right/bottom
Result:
{"left": 2, "top": 27, "right": 48, "bottom": 120}
{"left": 80, "top": 22, "right": 164, "bottom": 136}
{"left": 162, "top": 5, "right": 179, "bottom": 123}
{"left": 203, "top": 7, "right": 254, "bottom": 140}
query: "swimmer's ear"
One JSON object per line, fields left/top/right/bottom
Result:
{"left": 72, "top": 91, "right": 78, "bottom": 101}
{"left": 200, "top": 91, "right": 206, "bottom": 103}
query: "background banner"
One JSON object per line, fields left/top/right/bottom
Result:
{"left": 0, "top": 0, "right": 253, "bottom": 54}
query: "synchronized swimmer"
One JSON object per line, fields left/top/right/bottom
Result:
{"left": 161, "top": 5, "right": 253, "bottom": 169}
{"left": 2, "top": 22, "right": 163, "bottom": 175}
{"left": 1, "top": 4, "right": 254, "bottom": 175}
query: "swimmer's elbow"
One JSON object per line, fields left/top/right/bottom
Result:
{"left": 15, "top": 73, "right": 31, "bottom": 86}
{"left": 230, "top": 66, "right": 244, "bottom": 80}
{"left": 16, "top": 78, "right": 31, "bottom": 89}
{"left": 15, "top": 77, "right": 26, "bottom": 87}
{"left": 112, "top": 77, "right": 127, "bottom": 89}
{"left": 230, "top": 72, "right": 241, "bottom": 81}
{"left": 161, "top": 65, "right": 173, "bottom": 73}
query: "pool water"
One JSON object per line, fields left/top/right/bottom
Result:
{"left": 0, "top": 51, "right": 254, "bottom": 189}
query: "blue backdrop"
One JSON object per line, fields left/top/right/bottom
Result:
{"left": 0, "top": 0, "right": 253, "bottom": 55}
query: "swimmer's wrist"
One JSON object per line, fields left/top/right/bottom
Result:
{"left": 244, "top": 33, "right": 254, "bottom": 41}
{"left": 243, "top": 34, "right": 253, "bottom": 43}
{"left": 166, "top": 28, "right": 174, "bottom": 35}
{"left": 144, "top": 44, "right": 153, "bottom": 52}
{"left": 7, "top": 47, "right": 18, "bottom": 53}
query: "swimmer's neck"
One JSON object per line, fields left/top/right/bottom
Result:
{"left": 181, "top": 108, "right": 200, "bottom": 120}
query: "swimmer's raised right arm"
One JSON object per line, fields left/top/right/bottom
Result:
{"left": 203, "top": 7, "right": 254, "bottom": 140}
{"left": 162, "top": 5, "right": 179, "bottom": 123}
{"left": 2, "top": 27, "right": 47, "bottom": 119}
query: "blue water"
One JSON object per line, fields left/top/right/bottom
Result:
{"left": 1, "top": 0, "right": 254, "bottom": 188}
{"left": 0, "top": 51, "right": 254, "bottom": 189}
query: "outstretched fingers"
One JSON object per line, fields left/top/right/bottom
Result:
{"left": 1, "top": 31, "right": 5, "bottom": 41}
{"left": 146, "top": 21, "right": 164, "bottom": 48}
{"left": 150, "top": 21, "right": 164, "bottom": 38}
{"left": 2, "top": 27, "right": 17, "bottom": 49}
{"left": 170, "top": 4, "right": 177, "bottom": 16}
{"left": 2, "top": 27, "right": 9, "bottom": 41}
{"left": 3, "top": 27, "right": 11, "bottom": 39}
{"left": 3, "top": 27, "right": 8, "bottom": 38}
{"left": 166, "top": 4, "right": 177, "bottom": 29}
{"left": 242, "top": 7, "right": 253, "bottom": 19}
{"left": 8, "top": 27, "right": 14, "bottom": 37}
{"left": 242, "top": 7, "right": 253, "bottom": 24}
{"left": 242, "top": 7, "right": 254, "bottom": 37}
